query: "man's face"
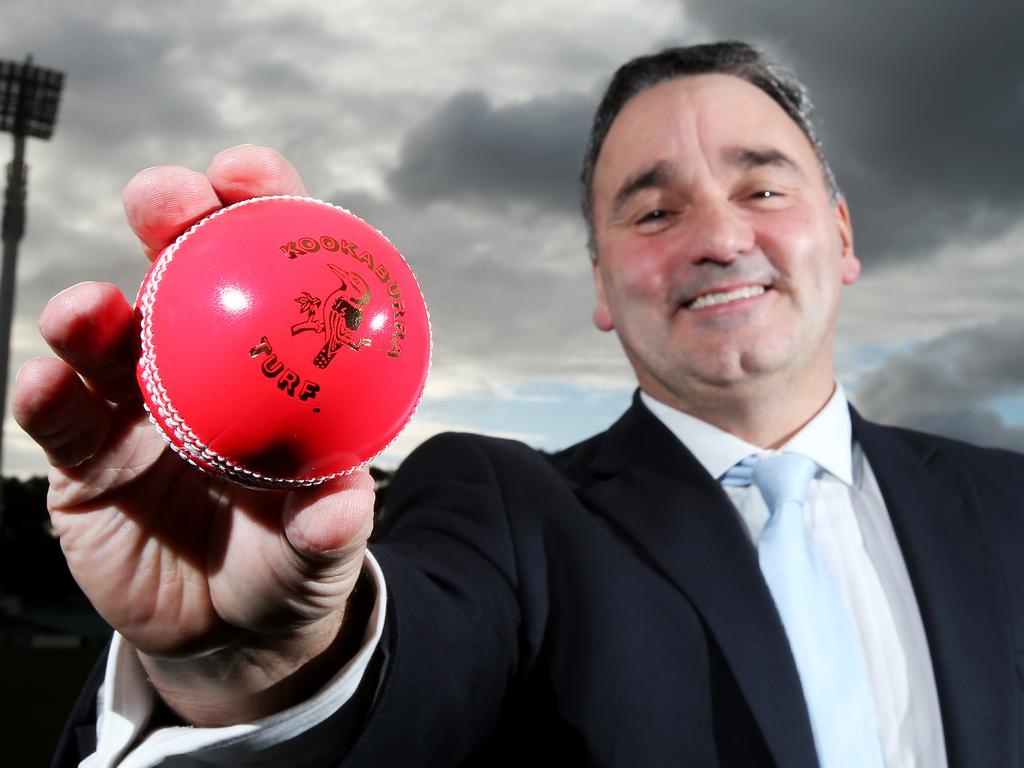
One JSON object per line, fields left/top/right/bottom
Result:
{"left": 590, "top": 74, "right": 859, "bottom": 412}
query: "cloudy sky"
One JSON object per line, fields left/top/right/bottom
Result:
{"left": 1, "top": 0, "right": 1021, "bottom": 477}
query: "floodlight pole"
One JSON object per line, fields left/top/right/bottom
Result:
{"left": 0, "top": 85, "right": 28, "bottom": 479}
{"left": 0, "top": 54, "right": 63, "bottom": 493}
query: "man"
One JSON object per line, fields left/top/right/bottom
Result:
{"left": 25, "top": 42, "right": 1024, "bottom": 767}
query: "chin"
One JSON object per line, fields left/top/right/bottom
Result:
{"left": 690, "top": 351, "right": 801, "bottom": 391}
{"left": 669, "top": 360, "right": 757, "bottom": 391}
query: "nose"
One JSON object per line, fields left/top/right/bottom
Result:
{"left": 682, "top": 199, "right": 755, "bottom": 264}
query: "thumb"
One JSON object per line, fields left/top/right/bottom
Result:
{"left": 282, "top": 470, "right": 376, "bottom": 567}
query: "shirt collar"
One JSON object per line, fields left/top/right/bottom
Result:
{"left": 639, "top": 384, "right": 854, "bottom": 486}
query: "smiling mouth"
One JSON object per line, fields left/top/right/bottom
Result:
{"left": 685, "top": 284, "right": 767, "bottom": 310}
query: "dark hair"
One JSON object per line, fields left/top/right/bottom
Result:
{"left": 580, "top": 40, "right": 839, "bottom": 259}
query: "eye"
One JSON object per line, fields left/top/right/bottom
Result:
{"left": 637, "top": 209, "right": 669, "bottom": 224}
{"left": 745, "top": 188, "right": 789, "bottom": 209}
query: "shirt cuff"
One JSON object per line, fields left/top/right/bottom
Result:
{"left": 82, "top": 550, "right": 387, "bottom": 768}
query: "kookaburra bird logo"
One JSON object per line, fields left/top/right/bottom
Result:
{"left": 292, "top": 263, "right": 372, "bottom": 369}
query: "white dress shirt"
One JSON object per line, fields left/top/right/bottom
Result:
{"left": 88, "top": 385, "right": 948, "bottom": 766}
{"left": 641, "top": 385, "right": 948, "bottom": 767}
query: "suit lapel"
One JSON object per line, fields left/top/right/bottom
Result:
{"left": 578, "top": 397, "right": 820, "bottom": 768}
{"left": 852, "top": 411, "right": 1014, "bottom": 768}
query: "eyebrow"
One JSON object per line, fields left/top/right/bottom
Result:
{"left": 610, "top": 160, "right": 677, "bottom": 216}
{"left": 724, "top": 146, "right": 807, "bottom": 180}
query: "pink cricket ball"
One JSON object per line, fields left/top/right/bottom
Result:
{"left": 135, "top": 195, "right": 430, "bottom": 488}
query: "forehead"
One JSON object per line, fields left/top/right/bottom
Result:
{"left": 593, "top": 73, "right": 820, "bottom": 199}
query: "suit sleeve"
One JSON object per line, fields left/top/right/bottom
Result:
{"left": 342, "top": 432, "right": 530, "bottom": 766}
{"left": 967, "top": 448, "right": 1024, "bottom": 662}
{"left": 51, "top": 640, "right": 108, "bottom": 767}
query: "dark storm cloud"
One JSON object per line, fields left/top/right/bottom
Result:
{"left": 854, "top": 320, "right": 1024, "bottom": 452}
{"left": 682, "top": 0, "right": 1024, "bottom": 265}
{"left": 387, "top": 90, "right": 595, "bottom": 214}
{"left": 1, "top": 3, "right": 378, "bottom": 168}
{"left": 3, "top": 8, "right": 222, "bottom": 148}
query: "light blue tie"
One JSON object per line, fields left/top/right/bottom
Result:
{"left": 723, "top": 454, "right": 884, "bottom": 768}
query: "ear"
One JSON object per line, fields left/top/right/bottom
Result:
{"left": 591, "top": 261, "right": 615, "bottom": 332}
{"left": 834, "top": 196, "right": 861, "bottom": 285}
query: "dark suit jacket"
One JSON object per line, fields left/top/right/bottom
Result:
{"left": 55, "top": 396, "right": 1024, "bottom": 767}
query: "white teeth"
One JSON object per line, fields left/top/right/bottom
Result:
{"left": 687, "top": 285, "right": 766, "bottom": 310}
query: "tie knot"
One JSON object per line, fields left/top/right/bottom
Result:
{"left": 752, "top": 453, "right": 818, "bottom": 509}
{"left": 720, "top": 455, "right": 757, "bottom": 487}
{"left": 721, "top": 453, "right": 819, "bottom": 509}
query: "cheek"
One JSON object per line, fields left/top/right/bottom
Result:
{"left": 756, "top": 210, "right": 838, "bottom": 280}
{"left": 757, "top": 209, "right": 813, "bottom": 249}
{"left": 608, "top": 242, "right": 676, "bottom": 300}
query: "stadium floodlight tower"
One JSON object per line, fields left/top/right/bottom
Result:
{"left": 0, "top": 55, "right": 64, "bottom": 480}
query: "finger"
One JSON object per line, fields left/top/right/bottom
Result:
{"left": 38, "top": 282, "right": 140, "bottom": 403}
{"left": 13, "top": 357, "right": 113, "bottom": 468}
{"left": 206, "top": 145, "right": 306, "bottom": 205}
{"left": 48, "top": 409, "right": 170, "bottom": 511}
{"left": 203, "top": 473, "right": 375, "bottom": 634}
{"left": 123, "top": 165, "right": 222, "bottom": 260}
{"left": 283, "top": 470, "right": 376, "bottom": 564}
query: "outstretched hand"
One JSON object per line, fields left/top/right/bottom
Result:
{"left": 13, "top": 146, "right": 376, "bottom": 725}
